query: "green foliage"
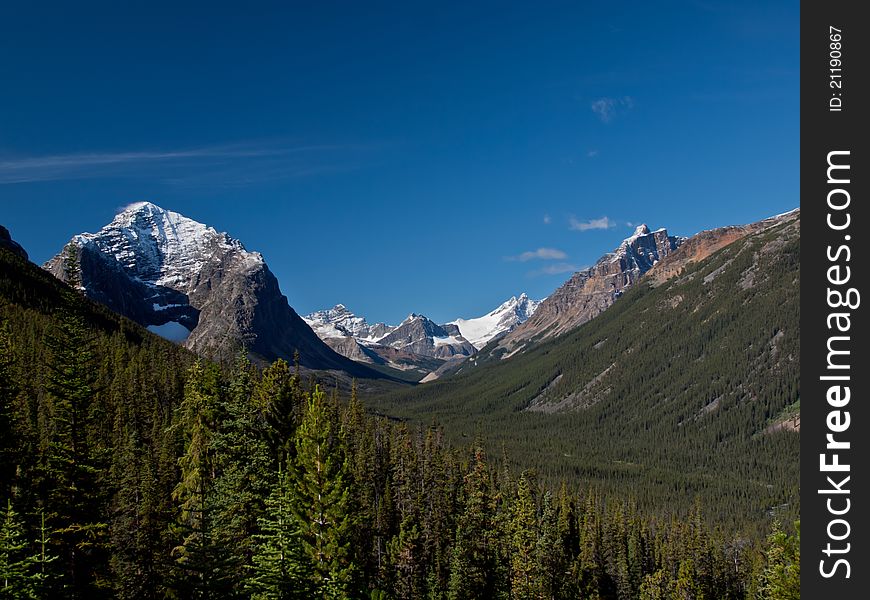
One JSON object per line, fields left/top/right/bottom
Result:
{"left": 755, "top": 521, "right": 799, "bottom": 600}
{"left": 0, "top": 239, "right": 799, "bottom": 599}
{"left": 43, "top": 289, "right": 111, "bottom": 598}
{"left": 247, "top": 465, "right": 308, "bottom": 600}
{"left": 365, "top": 221, "right": 801, "bottom": 532}
{"left": 290, "top": 387, "right": 356, "bottom": 598}
{"left": 0, "top": 499, "right": 55, "bottom": 599}
{"left": 509, "top": 472, "right": 541, "bottom": 599}
{"left": 447, "top": 446, "right": 508, "bottom": 600}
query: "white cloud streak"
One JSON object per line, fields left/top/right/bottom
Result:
{"left": 0, "top": 142, "right": 360, "bottom": 185}
{"left": 507, "top": 247, "right": 568, "bottom": 262}
{"left": 569, "top": 216, "right": 616, "bottom": 231}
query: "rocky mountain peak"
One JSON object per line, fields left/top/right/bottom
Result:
{"left": 449, "top": 292, "right": 542, "bottom": 350}
{"left": 43, "top": 203, "right": 377, "bottom": 376}
{"left": 304, "top": 304, "right": 382, "bottom": 341}
{"left": 495, "top": 226, "right": 682, "bottom": 351}
{"left": 65, "top": 201, "right": 260, "bottom": 295}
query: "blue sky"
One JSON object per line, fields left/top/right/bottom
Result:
{"left": 0, "top": 1, "right": 798, "bottom": 324}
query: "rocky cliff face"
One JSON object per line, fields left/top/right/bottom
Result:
{"left": 496, "top": 225, "right": 683, "bottom": 354}
{"left": 43, "top": 202, "right": 378, "bottom": 376}
{"left": 0, "top": 225, "right": 28, "bottom": 260}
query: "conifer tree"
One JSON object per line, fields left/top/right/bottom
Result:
{"left": 247, "top": 465, "right": 308, "bottom": 600}
{"left": 0, "top": 499, "right": 55, "bottom": 599}
{"left": 170, "top": 360, "right": 234, "bottom": 598}
{"left": 509, "top": 472, "right": 540, "bottom": 599}
{"left": 447, "top": 445, "right": 506, "bottom": 600}
{"left": 289, "top": 387, "right": 356, "bottom": 599}
{"left": 109, "top": 427, "right": 162, "bottom": 600}
{"left": 43, "top": 292, "right": 109, "bottom": 598}
{"left": 756, "top": 521, "right": 799, "bottom": 600}
{"left": 388, "top": 515, "right": 424, "bottom": 600}
{"left": 638, "top": 569, "right": 672, "bottom": 600}
{"left": 255, "top": 358, "right": 299, "bottom": 460}
{"left": 210, "top": 352, "right": 273, "bottom": 592}
{"left": 536, "top": 491, "right": 563, "bottom": 599}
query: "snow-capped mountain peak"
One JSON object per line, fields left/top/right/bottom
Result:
{"left": 449, "top": 293, "right": 541, "bottom": 350}
{"left": 71, "top": 201, "right": 262, "bottom": 293}
{"left": 303, "top": 304, "right": 382, "bottom": 340}
{"left": 44, "top": 202, "right": 373, "bottom": 375}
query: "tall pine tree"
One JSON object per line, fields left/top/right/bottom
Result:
{"left": 0, "top": 499, "right": 55, "bottom": 599}
{"left": 289, "top": 387, "right": 356, "bottom": 599}
{"left": 247, "top": 464, "right": 308, "bottom": 600}
{"left": 170, "top": 361, "right": 235, "bottom": 598}
{"left": 43, "top": 285, "right": 109, "bottom": 598}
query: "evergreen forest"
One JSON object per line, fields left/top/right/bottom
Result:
{"left": 0, "top": 236, "right": 799, "bottom": 599}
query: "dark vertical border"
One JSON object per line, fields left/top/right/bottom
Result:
{"left": 802, "top": 0, "right": 868, "bottom": 596}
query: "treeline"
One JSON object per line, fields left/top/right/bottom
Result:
{"left": 0, "top": 247, "right": 799, "bottom": 598}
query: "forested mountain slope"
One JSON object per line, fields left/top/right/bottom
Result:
{"left": 1, "top": 238, "right": 800, "bottom": 599}
{"left": 365, "top": 213, "right": 800, "bottom": 528}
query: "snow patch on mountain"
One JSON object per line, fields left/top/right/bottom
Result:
{"left": 449, "top": 293, "right": 541, "bottom": 349}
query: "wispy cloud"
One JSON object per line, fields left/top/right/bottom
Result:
{"left": 590, "top": 96, "right": 634, "bottom": 123}
{"left": 0, "top": 141, "right": 367, "bottom": 186}
{"left": 569, "top": 216, "right": 616, "bottom": 231}
{"left": 507, "top": 247, "right": 567, "bottom": 262}
{"left": 530, "top": 262, "right": 581, "bottom": 276}
{"left": 586, "top": 149, "right": 599, "bottom": 158}
{"left": 543, "top": 214, "right": 552, "bottom": 225}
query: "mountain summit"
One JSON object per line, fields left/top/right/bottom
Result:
{"left": 449, "top": 293, "right": 540, "bottom": 349}
{"left": 44, "top": 202, "right": 379, "bottom": 375}
{"left": 495, "top": 225, "right": 684, "bottom": 354}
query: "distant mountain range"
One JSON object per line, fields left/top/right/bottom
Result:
{"left": 302, "top": 295, "right": 541, "bottom": 375}
{"left": 28, "top": 201, "right": 800, "bottom": 391}
{"left": 38, "top": 201, "right": 545, "bottom": 380}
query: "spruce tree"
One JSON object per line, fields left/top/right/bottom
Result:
{"left": 170, "top": 360, "right": 234, "bottom": 598}
{"left": 247, "top": 465, "right": 308, "bottom": 600}
{"left": 289, "top": 387, "right": 356, "bottom": 599}
{"left": 0, "top": 499, "right": 55, "bottom": 599}
{"left": 210, "top": 352, "right": 273, "bottom": 593}
{"left": 43, "top": 293, "right": 109, "bottom": 598}
{"left": 109, "top": 427, "right": 162, "bottom": 600}
{"left": 756, "top": 521, "right": 799, "bottom": 600}
{"left": 509, "top": 472, "right": 540, "bottom": 599}
{"left": 388, "top": 515, "right": 424, "bottom": 600}
{"left": 447, "top": 445, "right": 506, "bottom": 600}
